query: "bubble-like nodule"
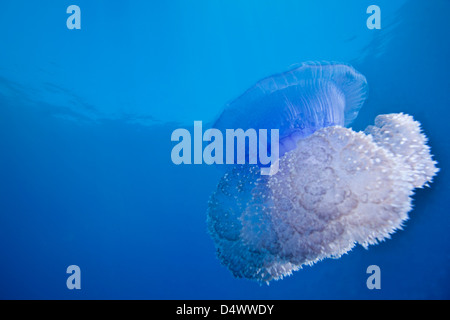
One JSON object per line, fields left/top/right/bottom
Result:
{"left": 207, "top": 62, "right": 438, "bottom": 283}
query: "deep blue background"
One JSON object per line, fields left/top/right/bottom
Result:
{"left": 0, "top": 0, "right": 449, "bottom": 299}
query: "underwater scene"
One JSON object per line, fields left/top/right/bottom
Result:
{"left": 0, "top": 0, "right": 449, "bottom": 299}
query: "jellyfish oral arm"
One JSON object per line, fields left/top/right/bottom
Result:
{"left": 170, "top": 121, "right": 280, "bottom": 175}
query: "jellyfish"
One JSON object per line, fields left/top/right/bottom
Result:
{"left": 207, "top": 62, "right": 439, "bottom": 283}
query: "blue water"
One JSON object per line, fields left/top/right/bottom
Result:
{"left": 0, "top": 0, "right": 449, "bottom": 299}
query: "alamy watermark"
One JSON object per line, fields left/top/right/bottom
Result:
{"left": 66, "top": 5, "right": 81, "bottom": 30}
{"left": 171, "top": 121, "right": 280, "bottom": 175}
{"left": 367, "top": 5, "right": 381, "bottom": 30}
{"left": 66, "top": 5, "right": 380, "bottom": 31}
{"left": 66, "top": 265, "right": 81, "bottom": 290}
{"left": 366, "top": 265, "right": 381, "bottom": 290}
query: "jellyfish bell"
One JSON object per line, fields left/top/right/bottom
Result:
{"left": 212, "top": 61, "right": 368, "bottom": 158}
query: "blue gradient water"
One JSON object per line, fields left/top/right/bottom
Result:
{"left": 0, "top": 0, "right": 449, "bottom": 299}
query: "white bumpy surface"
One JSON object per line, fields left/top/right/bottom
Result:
{"left": 207, "top": 113, "right": 439, "bottom": 282}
